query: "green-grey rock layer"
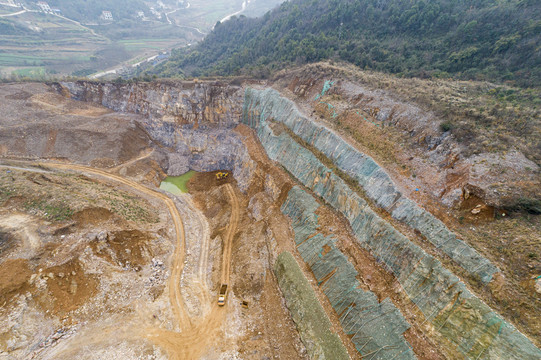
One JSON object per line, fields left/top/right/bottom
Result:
{"left": 244, "top": 87, "right": 497, "bottom": 284}
{"left": 274, "top": 251, "right": 349, "bottom": 360}
{"left": 282, "top": 186, "right": 416, "bottom": 359}
{"left": 244, "top": 88, "right": 541, "bottom": 360}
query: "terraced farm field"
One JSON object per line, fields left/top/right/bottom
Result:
{"left": 0, "top": 1, "right": 284, "bottom": 80}
{"left": 0, "top": 7, "right": 191, "bottom": 79}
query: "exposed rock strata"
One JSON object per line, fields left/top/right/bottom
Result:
{"left": 59, "top": 81, "right": 242, "bottom": 127}
{"left": 274, "top": 251, "right": 349, "bottom": 360}
{"left": 280, "top": 67, "right": 541, "bottom": 209}
{"left": 243, "top": 88, "right": 541, "bottom": 360}
{"left": 243, "top": 87, "right": 498, "bottom": 284}
{"left": 282, "top": 186, "right": 416, "bottom": 360}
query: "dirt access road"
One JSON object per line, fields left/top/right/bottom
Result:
{"left": 221, "top": 183, "right": 239, "bottom": 285}
{"left": 3, "top": 160, "right": 240, "bottom": 359}
{"left": 145, "top": 181, "right": 240, "bottom": 359}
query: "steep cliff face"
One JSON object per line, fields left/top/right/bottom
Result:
{"left": 244, "top": 88, "right": 541, "bottom": 360}
{"left": 55, "top": 81, "right": 255, "bottom": 191}
{"left": 281, "top": 186, "right": 415, "bottom": 360}
{"left": 274, "top": 251, "right": 349, "bottom": 360}
{"left": 244, "top": 87, "right": 497, "bottom": 284}
{"left": 59, "top": 81, "right": 243, "bottom": 128}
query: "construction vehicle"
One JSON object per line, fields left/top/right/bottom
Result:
{"left": 215, "top": 172, "right": 229, "bottom": 180}
{"left": 217, "top": 284, "right": 228, "bottom": 306}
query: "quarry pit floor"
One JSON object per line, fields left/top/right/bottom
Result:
{"left": 0, "top": 159, "right": 306, "bottom": 359}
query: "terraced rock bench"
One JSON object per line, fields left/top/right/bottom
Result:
{"left": 274, "top": 251, "right": 349, "bottom": 360}
{"left": 244, "top": 87, "right": 498, "bottom": 284}
{"left": 282, "top": 186, "right": 416, "bottom": 359}
{"left": 244, "top": 88, "right": 541, "bottom": 359}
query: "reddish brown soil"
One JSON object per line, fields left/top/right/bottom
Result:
{"left": 38, "top": 258, "right": 99, "bottom": 318}
{"left": 187, "top": 170, "right": 234, "bottom": 192}
{"left": 90, "top": 229, "right": 154, "bottom": 269}
{"left": 0, "top": 258, "right": 32, "bottom": 307}
{"left": 316, "top": 206, "right": 449, "bottom": 360}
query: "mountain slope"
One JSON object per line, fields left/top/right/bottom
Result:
{"left": 152, "top": 0, "right": 541, "bottom": 87}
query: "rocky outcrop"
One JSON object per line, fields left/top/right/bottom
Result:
{"left": 243, "top": 87, "right": 498, "bottom": 284}
{"left": 55, "top": 81, "right": 255, "bottom": 192}
{"left": 58, "top": 81, "right": 243, "bottom": 128}
{"left": 282, "top": 186, "right": 416, "bottom": 360}
{"left": 280, "top": 67, "right": 541, "bottom": 209}
{"left": 274, "top": 251, "right": 349, "bottom": 360}
{"left": 244, "top": 88, "right": 541, "bottom": 360}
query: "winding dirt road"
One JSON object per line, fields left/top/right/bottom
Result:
{"left": 38, "top": 162, "right": 193, "bottom": 331}
{"left": 2, "top": 160, "right": 240, "bottom": 359}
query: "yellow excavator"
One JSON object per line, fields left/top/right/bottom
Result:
{"left": 216, "top": 172, "right": 229, "bottom": 180}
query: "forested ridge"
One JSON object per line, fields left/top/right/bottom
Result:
{"left": 151, "top": 0, "right": 541, "bottom": 87}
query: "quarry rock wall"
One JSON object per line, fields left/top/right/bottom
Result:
{"left": 281, "top": 186, "right": 416, "bottom": 360}
{"left": 56, "top": 81, "right": 254, "bottom": 191}
{"left": 244, "top": 88, "right": 541, "bottom": 360}
{"left": 243, "top": 87, "right": 497, "bottom": 284}
{"left": 59, "top": 81, "right": 243, "bottom": 128}
{"left": 274, "top": 251, "right": 349, "bottom": 360}
{"left": 53, "top": 81, "right": 541, "bottom": 359}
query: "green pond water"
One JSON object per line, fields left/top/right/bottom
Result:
{"left": 159, "top": 171, "right": 196, "bottom": 194}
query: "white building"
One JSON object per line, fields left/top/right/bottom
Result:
{"left": 36, "top": 1, "right": 51, "bottom": 12}
{"left": 149, "top": 7, "right": 161, "bottom": 19}
{"left": 100, "top": 10, "right": 113, "bottom": 21}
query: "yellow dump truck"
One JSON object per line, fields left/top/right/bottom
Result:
{"left": 218, "top": 284, "right": 228, "bottom": 306}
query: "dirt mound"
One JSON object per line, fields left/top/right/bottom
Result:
{"left": 187, "top": 171, "right": 233, "bottom": 192}
{"left": 30, "top": 92, "right": 111, "bottom": 117}
{"left": 5, "top": 90, "right": 32, "bottom": 100}
{"left": 73, "top": 207, "right": 115, "bottom": 226}
{"left": 0, "top": 83, "right": 157, "bottom": 167}
{"left": 38, "top": 258, "right": 99, "bottom": 317}
{"left": 90, "top": 229, "right": 154, "bottom": 269}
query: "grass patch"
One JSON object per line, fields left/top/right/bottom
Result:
{"left": 292, "top": 63, "right": 541, "bottom": 166}
{"left": 12, "top": 67, "right": 47, "bottom": 77}
{"left": 24, "top": 198, "right": 74, "bottom": 222}
{"left": 0, "top": 168, "right": 158, "bottom": 224}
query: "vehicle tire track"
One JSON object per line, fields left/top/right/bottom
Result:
{"left": 221, "top": 183, "right": 239, "bottom": 285}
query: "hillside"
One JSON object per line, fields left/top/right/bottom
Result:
{"left": 0, "top": 0, "right": 283, "bottom": 80}
{"left": 152, "top": 0, "right": 541, "bottom": 88}
{"left": 1, "top": 77, "right": 539, "bottom": 359}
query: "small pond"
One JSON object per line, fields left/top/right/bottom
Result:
{"left": 159, "top": 171, "right": 196, "bottom": 195}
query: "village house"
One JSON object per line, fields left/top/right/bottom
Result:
{"left": 100, "top": 10, "right": 113, "bottom": 21}
{"left": 36, "top": 1, "right": 51, "bottom": 13}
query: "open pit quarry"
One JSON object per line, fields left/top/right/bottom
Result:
{"left": 0, "top": 66, "right": 540, "bottom": 359}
